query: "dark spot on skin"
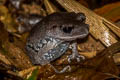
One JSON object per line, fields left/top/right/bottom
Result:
{"left": 26, "top": 43, "right": 39, "bottom": 52}
{"left": 34, "top": 45, "right": 40, "bottom": 51}
{"left": 27, "top": 43, "right": 33, "bottom": 48}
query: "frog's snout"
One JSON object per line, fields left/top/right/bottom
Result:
{"left": 79, "top": 24, "right": 89, "bottom": 38}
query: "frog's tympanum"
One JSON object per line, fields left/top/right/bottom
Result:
{"left": 19, "top": 12, "right": 89, "bottom": 73}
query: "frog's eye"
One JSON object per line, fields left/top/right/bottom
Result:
{"left": 62, "top": 26, "right": 74, "bottom": 33}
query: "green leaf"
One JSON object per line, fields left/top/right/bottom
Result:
{"left": 26, "top": 68, "right": 39, "bottom": 80}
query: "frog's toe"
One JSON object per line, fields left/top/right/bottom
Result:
{"left": 68, "top": 55, "right": 73, "bottom": 63}
{"left": 76, "top": 55, "right": 85, "bottom": 62}
{"left": 50, "top": 64, "right": 71, "bottom": 73}
{"left": 68, "top": 54, "right": 85, "bottom": 63}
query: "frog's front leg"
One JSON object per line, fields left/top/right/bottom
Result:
{"left": 68, "top": 42, "right": 85, "bottom": 63}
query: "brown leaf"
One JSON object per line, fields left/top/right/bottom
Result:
{"left": 0, "top": 5, "right": 17, "bottom": 33}
{"left": 94, "top": 2, "right": 120, "bottom": 22}
{"left": 36, "top": 42, "right": 120, "bottom": 80}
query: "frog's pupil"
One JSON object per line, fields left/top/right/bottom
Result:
{"left": 63, "top": 27, "right": 73, "bottom": 33}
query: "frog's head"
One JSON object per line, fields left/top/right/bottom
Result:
{"left": 46, "top": 12, "right": 89, "bottom": 41}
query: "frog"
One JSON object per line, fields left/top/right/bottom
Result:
{"left": 18, "top": 12, "right": 89, "bottom": 73}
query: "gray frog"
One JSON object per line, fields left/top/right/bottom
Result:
{"left": 18, "top": 12, "right": 89, "bottom": 73}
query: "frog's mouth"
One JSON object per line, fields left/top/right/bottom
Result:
{"left": 59, "top": 33, "right": 88, "bottom": 40}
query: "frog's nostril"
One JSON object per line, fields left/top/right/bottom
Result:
{"left": 76, "top": 13, "right": 86, "bottom": 22}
